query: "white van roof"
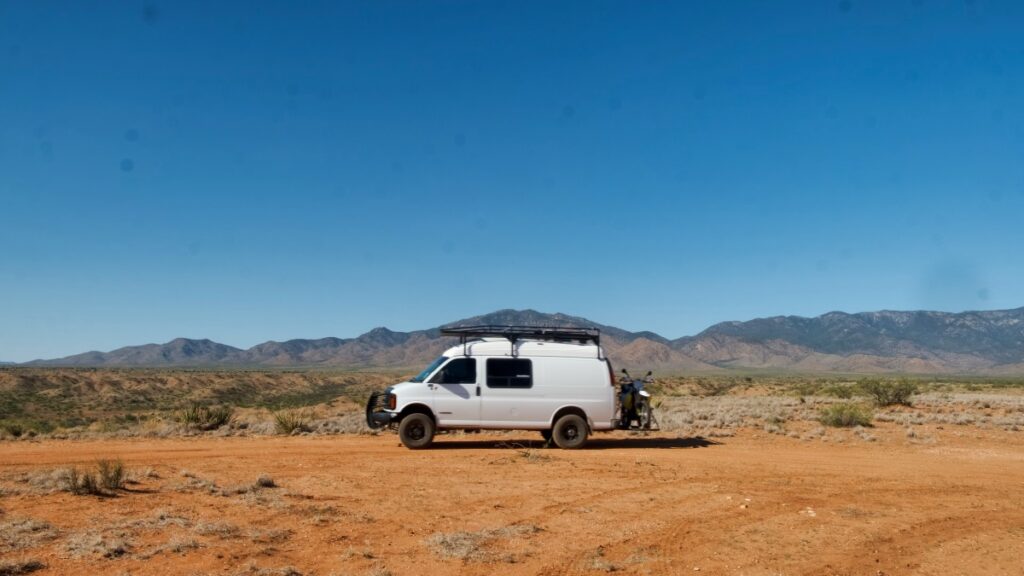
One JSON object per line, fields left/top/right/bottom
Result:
{"left": 444, "top": 338, "right": 604, "bottom": 359}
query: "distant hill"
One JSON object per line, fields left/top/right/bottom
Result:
{"left": 20, "top": 307, "right": 1024, "bottom": 374}
{"left": 675, "top": 308, "right": 1024, "bottom": 374}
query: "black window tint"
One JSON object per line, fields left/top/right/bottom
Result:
{"left": 486, "top": 359, "right": 532, "bottom": 388}
{"left": 430, "top": 358, "right": 476, "bottom": 384}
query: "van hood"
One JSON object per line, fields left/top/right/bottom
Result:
{"left": 388, "top": 381, "right": 420, "bottom": 393}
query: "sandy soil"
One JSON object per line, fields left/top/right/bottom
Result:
{"left": 1, "top": 429, "right": 1023, "bottom": 576}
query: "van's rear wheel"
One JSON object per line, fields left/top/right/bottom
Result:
{"left": 398, "top": 413, "right": 435, "bottom": 449}
{"left": 552, "top": 414, "right": 588, "bottom": 449}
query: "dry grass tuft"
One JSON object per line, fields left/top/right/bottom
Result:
{"left": 425, "top": 531, "right": 488, "bottom": 561}
{"left": 231, "top": 566, "right": 303, "bottom": 576}
{"left": 249, "top": 528, "right": 293, "bottom": 544}
{"left": 64, "top": 531, "right": 131, "bottom": 558}
{"left": 112, "top": 508, "right": 190, "bottom": 532}
{"left": 587, "top": 547, "right": 620, "bottom": 572}
{"left": 165, "top": 536, "right": 202, "bottom": 554}
{"left": 342, "top": 546, "right": 376, "bottom": 559}
{"left": 495, "top": 442, "right": 550, "bottom": 462}
{"left": 0, "top": 518, "right": 56, "bottom": 553}
{"left": 11, "top": 469, "right": 68, "bottom": 494}
{"left": 425, "top": 524, "right": 541, "bottom": 562}
{"left": 0, "top": 559, "right": 45, "bottom": 576}
{"left": 194, "top": 521, "right": 241, "bottom": 539}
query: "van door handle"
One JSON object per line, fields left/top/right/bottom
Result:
{"left": 476, "top": 386, "right": 481, "bottom": 397}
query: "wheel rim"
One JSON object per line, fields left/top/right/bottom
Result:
{"left": 565, "top": 425, "right": 578, "bottom": 440}
{"left": 409, "top": 422, "right": 425, "bottom": 440}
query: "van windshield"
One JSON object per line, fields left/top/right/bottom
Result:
{"left": 411, "top": 356, "right": 448, "bottom": 382}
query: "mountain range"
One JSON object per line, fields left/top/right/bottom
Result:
{"left": 18, "top": 308, "right": 1024, "bottom": 375}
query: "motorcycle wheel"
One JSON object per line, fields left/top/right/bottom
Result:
{"left": 639, "top": 401, "right": 652, "bottom": 430}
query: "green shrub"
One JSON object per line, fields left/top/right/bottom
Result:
{"left": 692, "top": 378, "right": 737, "bottom": 397}
{"left": 790, "top": 380, "right": 826, "bottom": 397}
{"left": 1, "top": 421, "right": 25, "bottom": 438}
{"left": 819, "top": 403, "right": 873, "bottom": 427}
{"left": 63, "top": 467, "right": 102, "bottom": 495}
{"left": 273, "top": 410, "right": 311, "bottom": 435}
{"left": 858, "top": 378, "right": 917, "bottom": 406}
{"left": 821, "top": 384, "right": 855, "bottom": 399}
{"left": 96, "top": 459, "right": 125, "bottom": 490}
{"left": 179, "top": 404, "right": 234, "bottom": 431}
{"left": 63, "top": 460, "right": 127, "bottom": 495}
{"left": 63, "top": 467, "right": 80, "bottom": 493}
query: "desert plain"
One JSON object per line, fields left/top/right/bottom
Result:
{"left": 1, "top": 369, "right": 1023, "bottom": 576}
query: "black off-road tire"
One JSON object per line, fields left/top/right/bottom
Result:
{"left": 552, "top": 414, "right": 588, "bottom": 449}
{"left": 398, "top": 413, "right": 435, "bottom": 449}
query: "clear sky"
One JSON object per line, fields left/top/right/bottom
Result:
{"left": 2, "top": 1, "right": 1023, "bottom": 361}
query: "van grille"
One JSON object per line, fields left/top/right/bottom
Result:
{"left": 367, "top": 391, "right": 390, "bottom": 412}
{"left": 365, "top": 389, "right": 394, "bottom": 429}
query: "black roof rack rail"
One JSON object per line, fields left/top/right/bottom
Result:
{"left": 440, "top": 325, "right": 601, "bottom": 346}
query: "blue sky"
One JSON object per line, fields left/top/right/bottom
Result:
{"left": 2, "top": 1, "right": 1023, "bottom": 361}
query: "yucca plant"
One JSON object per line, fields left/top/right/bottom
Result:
{"left": 179, "top": 403, "right": 234, "bottom": 430}
{"left": 273, "top": 410, "right": 311, "bottom": 435}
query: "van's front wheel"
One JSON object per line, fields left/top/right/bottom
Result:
{"left": 398, "top": 413, "right": 435, "bottom": 449}
{"left": 552, "top": 414, "right": 588, "bottom": 449}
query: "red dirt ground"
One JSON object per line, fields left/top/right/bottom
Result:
{"left": 1, "top": 429, "right": 1023, "bottom": 575}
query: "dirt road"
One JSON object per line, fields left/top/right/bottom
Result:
{"left": 2, "top": 430, "right": 1023, "bottom": 575}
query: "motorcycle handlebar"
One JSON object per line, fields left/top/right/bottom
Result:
{"left": 617, "top": 369, "right": 655, "bottom": 384}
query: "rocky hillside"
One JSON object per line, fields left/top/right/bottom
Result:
{"left": 677, "top": 309, "right": 1024, "bottom": 374}
{"left": 21, "top": 308, "right": 1024, "bottom": 374}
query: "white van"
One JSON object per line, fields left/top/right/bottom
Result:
{"left": 366, "top": 326, "right": 617, "bottom": 449}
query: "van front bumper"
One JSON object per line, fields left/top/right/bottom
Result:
{"left": 368, "top": 410, "right": 396, "bottom": 427}
{"left": 365, "top": 390, "right": 397, "bottom": 429}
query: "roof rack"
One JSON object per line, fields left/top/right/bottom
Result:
{"left": 440, "top": 325, "right": 601, "bottom": 346}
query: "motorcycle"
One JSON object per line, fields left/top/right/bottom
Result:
{"left": 618, "top": 369, "right": 659, "bottom": 430}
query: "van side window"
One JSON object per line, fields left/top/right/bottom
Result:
{"left": 430, "top": 358, "right": 477, "bottom": 384}
{"left": 486, "top": 359, "right": 532, "bottom": 388}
